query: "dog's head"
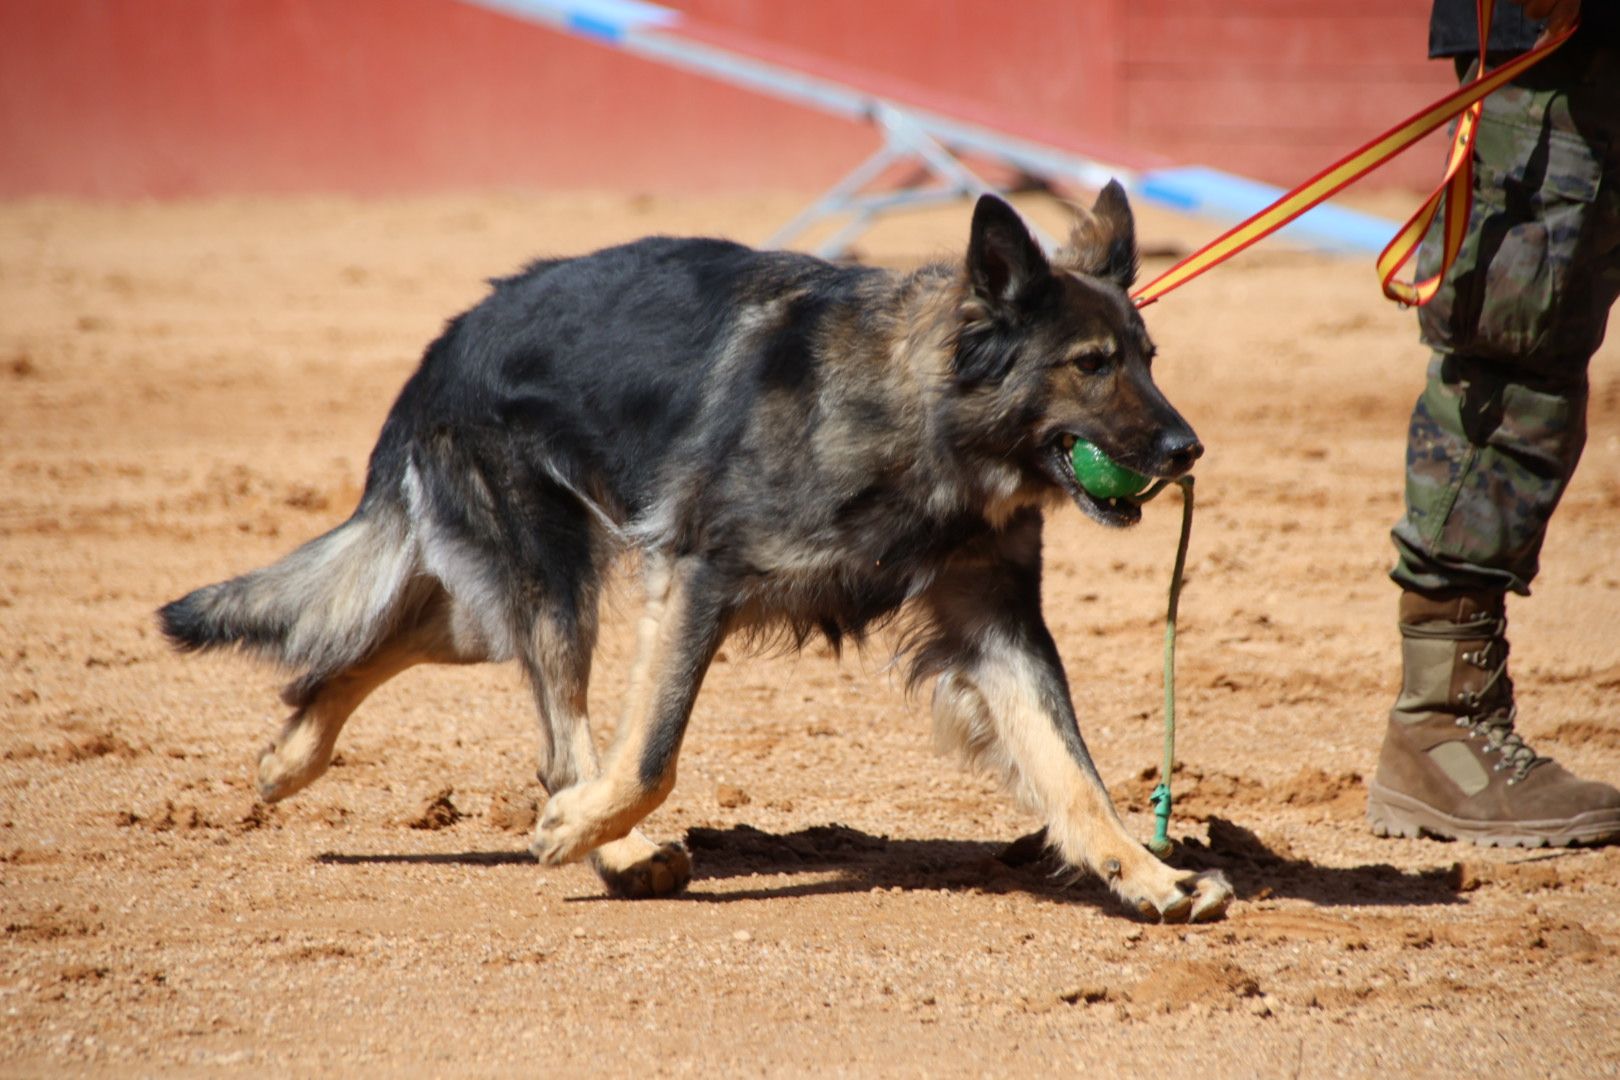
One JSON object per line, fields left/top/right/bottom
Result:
{"left": 951, "top": 184, "right": 1200, "bottom": 527}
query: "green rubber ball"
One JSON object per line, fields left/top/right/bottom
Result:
{"left": 1070, "top": 439, "right": 1152, "bottom": 500}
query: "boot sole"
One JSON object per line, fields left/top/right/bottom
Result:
{"left": 1367, "top": 780, "right": 1620, "bottom": 848}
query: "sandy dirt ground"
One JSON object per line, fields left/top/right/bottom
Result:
{"left": 2, "top": 191, "right": 1619, "bottom": 1077}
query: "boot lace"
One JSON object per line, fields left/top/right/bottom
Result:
{"left": 1453, "top": 614, "right": 1546, "bottom": 783}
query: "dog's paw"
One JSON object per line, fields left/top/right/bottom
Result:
{"left": 1123, "top": 869, "right": 1234, "bottom": 923}
{"left": 529, "top": 789, "right": 593, "bottom": 865}
{"left": 530, "top": 782, "right": 640, "bottom": 866}
{"left": 592, "top": 836, "right": 692, "bottom": 899}
{"left": 1179, "top": 870, "right": 1235, "bottom": 922}
{"left": 256, "top": 732, "right": 327, "bottom": 803}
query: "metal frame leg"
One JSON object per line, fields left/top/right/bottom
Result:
{"left": 765, "top": 103, "right": 1056, "bottom": 259}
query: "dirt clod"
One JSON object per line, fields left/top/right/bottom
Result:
{"left": 1058, "top": 985, "right": 1112, "bottom": 1006}
{"left": 1127, "top": 960, "right": 1262, "bottom": 1014}
{"left": 406, "top": 788, "right": 463, "bottom": 831}
{"left": 487, "top": 790, "right": 539, "bottom": 832}
{"left": 53, "top": 732, "right": 141, "bottom": 763}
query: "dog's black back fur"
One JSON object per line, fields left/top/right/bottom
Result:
{"left": 383, "top": 238, "right": 882, "bottom": 523}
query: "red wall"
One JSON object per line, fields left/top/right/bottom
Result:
{"left": 0, "top": 0, "right": 1456, "bottom": 198}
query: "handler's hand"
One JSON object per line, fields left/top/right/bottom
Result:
{"left": 1509, "top": 0, "right": 1580, "bottom": 43}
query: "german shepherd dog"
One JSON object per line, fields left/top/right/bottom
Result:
{"left": 160, "top": 184, "right": 1232, "bottom": 922}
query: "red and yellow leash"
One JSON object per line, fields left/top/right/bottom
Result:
{"left": 1130, "top": 1, "right": 1578, "bottom": 310}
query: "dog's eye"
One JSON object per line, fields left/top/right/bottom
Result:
{"left": 1071, "top": 352, "right": 1111, "bottom": 375}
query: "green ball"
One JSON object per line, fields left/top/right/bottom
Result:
{"left": 1070, "top": 439, "right": 1151, "bottom": 499}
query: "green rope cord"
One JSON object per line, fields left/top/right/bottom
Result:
{"left": 1130, "top": 475, "right": 1195, "bottom": 858}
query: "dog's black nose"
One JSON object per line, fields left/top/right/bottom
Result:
{"left": 1159, "top": 431, "right": 1204, "bottom": 476}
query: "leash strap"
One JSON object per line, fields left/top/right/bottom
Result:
{"left": 1120, "top": 474, "right": 1195, "bottom": 857}
{"left": 1378, "top": 0, "right": 1493, "bottom": 306}
{"left": 1148, "top": 476, "right": 1193, "bottom": 857}
{"left": 1130, "top": 2, "right": 1577, "bottom": 310}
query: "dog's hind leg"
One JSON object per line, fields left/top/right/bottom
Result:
{"left": 521, "top": 574, "right": 694, "bottom": 899}
{"left": 258, "top": 583, "right": 480, "bottom": 802}
{"left": 919, "top": 528, "right": 1233, "bottom": 923}
{"left": 531, "top": 554, "right": 725, "bottom": 894}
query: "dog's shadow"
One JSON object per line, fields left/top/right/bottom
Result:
{"left": 672, "top": 818, "right": 1463, "bottom": 910}
{"left": 319, "top": 817, "right": 1463, "bottom": 911}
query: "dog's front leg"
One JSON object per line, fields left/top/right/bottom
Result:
{"left": 531, "top": 554, "right": 725, "bottom": 882}
{"left": 924, "top": 558, "right": 1232, "bottom": 922}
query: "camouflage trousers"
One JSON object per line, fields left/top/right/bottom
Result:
{"left": 1392, "top": 43, "right": 1620, "bottom": 597}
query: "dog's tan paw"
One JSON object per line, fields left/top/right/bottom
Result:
{"left": 1124, "top": 869, "right": 1233, "bottom": 923}
{"left": 592, "top": 836, "right": 691, "bottom": 899}
{"left": 1181, "top": 870, "right": 1234, "bottom": 922}
{"left": 530, "top": 783, "right": 636, "bottom": 866}
{"left": 530, "top": 789, "right": 591, "bottom": 865}
{"left": 255, "top": 732, "right": 328, "bottom": 803}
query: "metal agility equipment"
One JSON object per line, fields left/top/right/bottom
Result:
{"left": 461, "top": 0, "right": 1399, "bottom": 257}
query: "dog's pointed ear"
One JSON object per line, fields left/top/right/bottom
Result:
{"left": 966, "top": 194, "right": 1050, "bottom": 310}
{"left": 1066, "top": 179, "right": 1138, "bottom": 290}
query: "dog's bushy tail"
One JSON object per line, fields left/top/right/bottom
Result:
{"left": 157, "top": 505, "right": 416, "bottom": 700}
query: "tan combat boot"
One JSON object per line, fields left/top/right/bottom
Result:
{"left": 1366, "top": 590, "right": 1620, "bottom": 847}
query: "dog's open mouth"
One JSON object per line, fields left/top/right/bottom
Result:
{"left": 1048, "top": 434, "right": 1146, "bottom": 527}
